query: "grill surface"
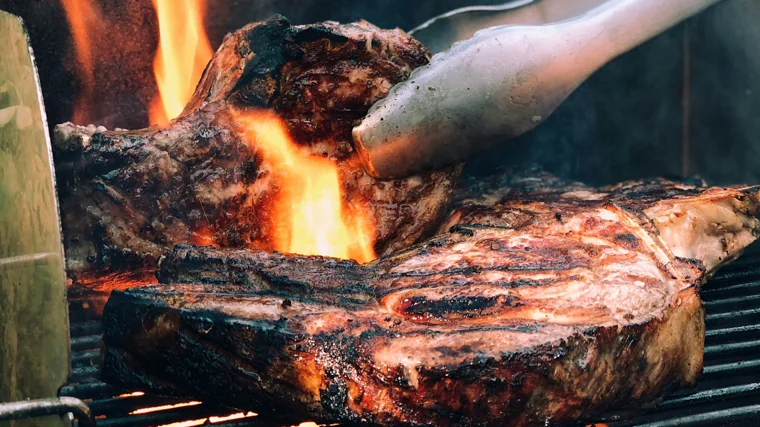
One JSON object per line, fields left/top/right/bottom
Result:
{"left": 62, "top": 244, "right": 760, "bottom": 427}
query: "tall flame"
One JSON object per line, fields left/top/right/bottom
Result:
{"left": 235, "top": 111, "right": 377, "bottom": 263}
{"left": 60, "top": 0, "right": 102, "bottom": 125}
{"left": 149, "top": 0, "right": 213, "bottom": 125}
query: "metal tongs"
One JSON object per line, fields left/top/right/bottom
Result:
{"left": 352, "top": 0, "right": 726, "bottom": 179}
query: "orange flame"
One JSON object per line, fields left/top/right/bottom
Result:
{"left": 130, "top": 401, "right": 202, "bottom": 415}
{"left": 235, "top": 110, "right": 377, "bottom": 263}
{"left": 149, "top": 0, "right": 213, "bottom": 125}
{"left": 60, "top": 0, "right": 103, "bottom": 125}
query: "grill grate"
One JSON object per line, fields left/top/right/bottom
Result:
{"left": 62, "top": 245, "right": 760, "bottom": 427}
{"left": 603, "top": 244, "right": 760, "bottom": 427}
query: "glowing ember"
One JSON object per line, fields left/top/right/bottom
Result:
{"left": 60, "top": 0, "right": 102, "bottom": 125}
{"left": 235, "top": 110, "right": 377, "bottom": 263}
{"left": 209, "top": 412, "right": 258, "bottom": 423}
{"left": 155, "top": 419, "right": 206, "bottom": 427}
{"left": 191, "top": 228, "right": 219, "bottom": 247}
{"left": 129, "top": 401, "right": 202, "bottom": 415}
{"left": 293, "top": 422, "right": 340, "bottom": 427}
{"left": 155, "top": 411, "right": 257, "bottom": 427}
{"left": 149, "top": 0, "right": 213, "bottom": 125}
{"left": 116, "top": 391, "right": 145, "bottom": 398}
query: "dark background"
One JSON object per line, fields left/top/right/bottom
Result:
{"left": 0, "top": 0, "right": 758, "bottom": 186}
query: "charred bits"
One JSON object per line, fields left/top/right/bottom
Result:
{"left": 398, "top": 295, "right": 521, "bottom": 323}
{"left": 614, "top": 233, "right": 640, "bottom": 250}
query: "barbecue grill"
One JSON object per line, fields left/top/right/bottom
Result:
{"left": 2, "top": 1, "right": 760, "bottom": 426}
{"left": 4, "top": 229, "right": 760, "bottom": 427}
{"left": 5, "top": 242, "right": 754, "bottom": 426}
{"left": 42, "top": 243, "right": 760, "bottom": 427}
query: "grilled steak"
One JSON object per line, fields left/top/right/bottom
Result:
{"left": 446, "top": 167, "right": 760, "bottom": 275}
{"left": 101, "top": 170, "right": 760, "bottom": 426}
{"left": 53, "top": 16, "right": 461, "bottom": 278}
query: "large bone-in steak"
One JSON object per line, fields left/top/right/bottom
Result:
{"left": 53, "top": 17, "right": 461, "bottom": 278}
{"left": 101, "top": 170, "right": 760, "bottom": 426}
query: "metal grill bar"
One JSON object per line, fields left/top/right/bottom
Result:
{"left": 706, "top": 307, "right": 760, "bottom": 321}
{"left": 704, "top": 339, "right": 760, "bottom": 354}
{"left": 703, "top": 359, "right": 760, "bottom": 374}
{"left": 93, "top": 406, "right": 260, "bottom": 427}
{"left": 70, "top": 322, "right": 102, "bottom": 336}
{"left": 70, "top": 366, "right": 100, "bottom": 382}
{"left": 703, "top": 293, "right": 760, "bottom": 306}
{"left": 87, "top": 396, "right": 192, "bottom": 416}
{"left": 71, "top": 336, "right": 103, "bottom": 352}
{"left": 701, "top": 280, "right": 760, "bottom": 295}
{"left": 72, "top": 350, "right": 100, "bottom": 365}
{"left": 0, "top": 397, "right": 95, "bottom": 427}
{"left": 704, "top": 268, "right": 760, "bottom": 282}
{"left": 660, "top": 383, "right": 760, "bottom": 407}
{"left": 632, "top": 404, "right": 760, "bottom": 427}
{"left": 706, "top": 323, "right": 760, "bottom": 338}
{"left": 59, "top": 383, "right": 119, "bottom": 400}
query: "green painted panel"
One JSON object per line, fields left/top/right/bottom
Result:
{"left": 0, "top": 10, "right": 70, "bottom": 427}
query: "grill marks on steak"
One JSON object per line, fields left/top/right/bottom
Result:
{"left": 53, "top": 17, "right": 461, "bottom": 278}
{"left": 379, "top": 203, "right": 700, "bottom": 329}
{"left": 101, "top": 172, "right": 760, "bottom": 426}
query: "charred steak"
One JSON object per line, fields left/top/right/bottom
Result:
{"left": 53, "top": 16, "right": 461, "bottom": 278}
{"left": 101, "top": 170, "right": 760, "bottom": 426}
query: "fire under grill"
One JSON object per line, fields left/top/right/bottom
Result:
{"left": 61, "top": 244, "right": 760, "bottom": 427}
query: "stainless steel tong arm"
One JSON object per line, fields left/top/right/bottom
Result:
{"left": 353, "top": 0, "right": 725, "bottom": 179}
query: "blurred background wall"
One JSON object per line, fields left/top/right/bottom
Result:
{"left": 0, "top": 0, "right": 757, "bottom": 185}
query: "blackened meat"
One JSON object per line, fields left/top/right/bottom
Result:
{"left": 53, "top": 16, "right": 461, "bottom": 279}
{"left": 100, "top": 170, "right": 760, "bottom": 426}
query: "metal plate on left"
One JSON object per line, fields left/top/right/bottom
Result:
{"left": 0, "top": 10, "right": 71, "bottom": 427}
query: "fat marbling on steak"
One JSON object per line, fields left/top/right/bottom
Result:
{"left": 100, "top": 169, "right": 760, "bottom": 426}
{"left": 53, "top": 16, "right": 461, "bottom": 279}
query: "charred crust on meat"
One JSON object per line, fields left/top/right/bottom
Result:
{"left": 289, "top": 23, "right": 351, "bottom": 44}
{"left": 230, "top": 16, "right": 294, "bottom": 98}
{"left": 448, "top": 224, "right": 475, "bottom": 236}
{"left": 402, "top": 295, "right": 500, "bottom": 315}
{"left": 259, "top": 271, "right": 312, "bottom": 292}
{"left": 614, "top": 233, "right": 640, "bottom": 249}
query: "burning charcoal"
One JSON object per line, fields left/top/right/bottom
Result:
{"left": 100, "top": 170, "right": 760, "bottom": 426}
{"left": 53, "top": 16, "right": 461, "bottom": 279}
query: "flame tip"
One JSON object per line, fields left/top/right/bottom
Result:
{"left": 150, "top": 0, "right": 213, "bottom": 125}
